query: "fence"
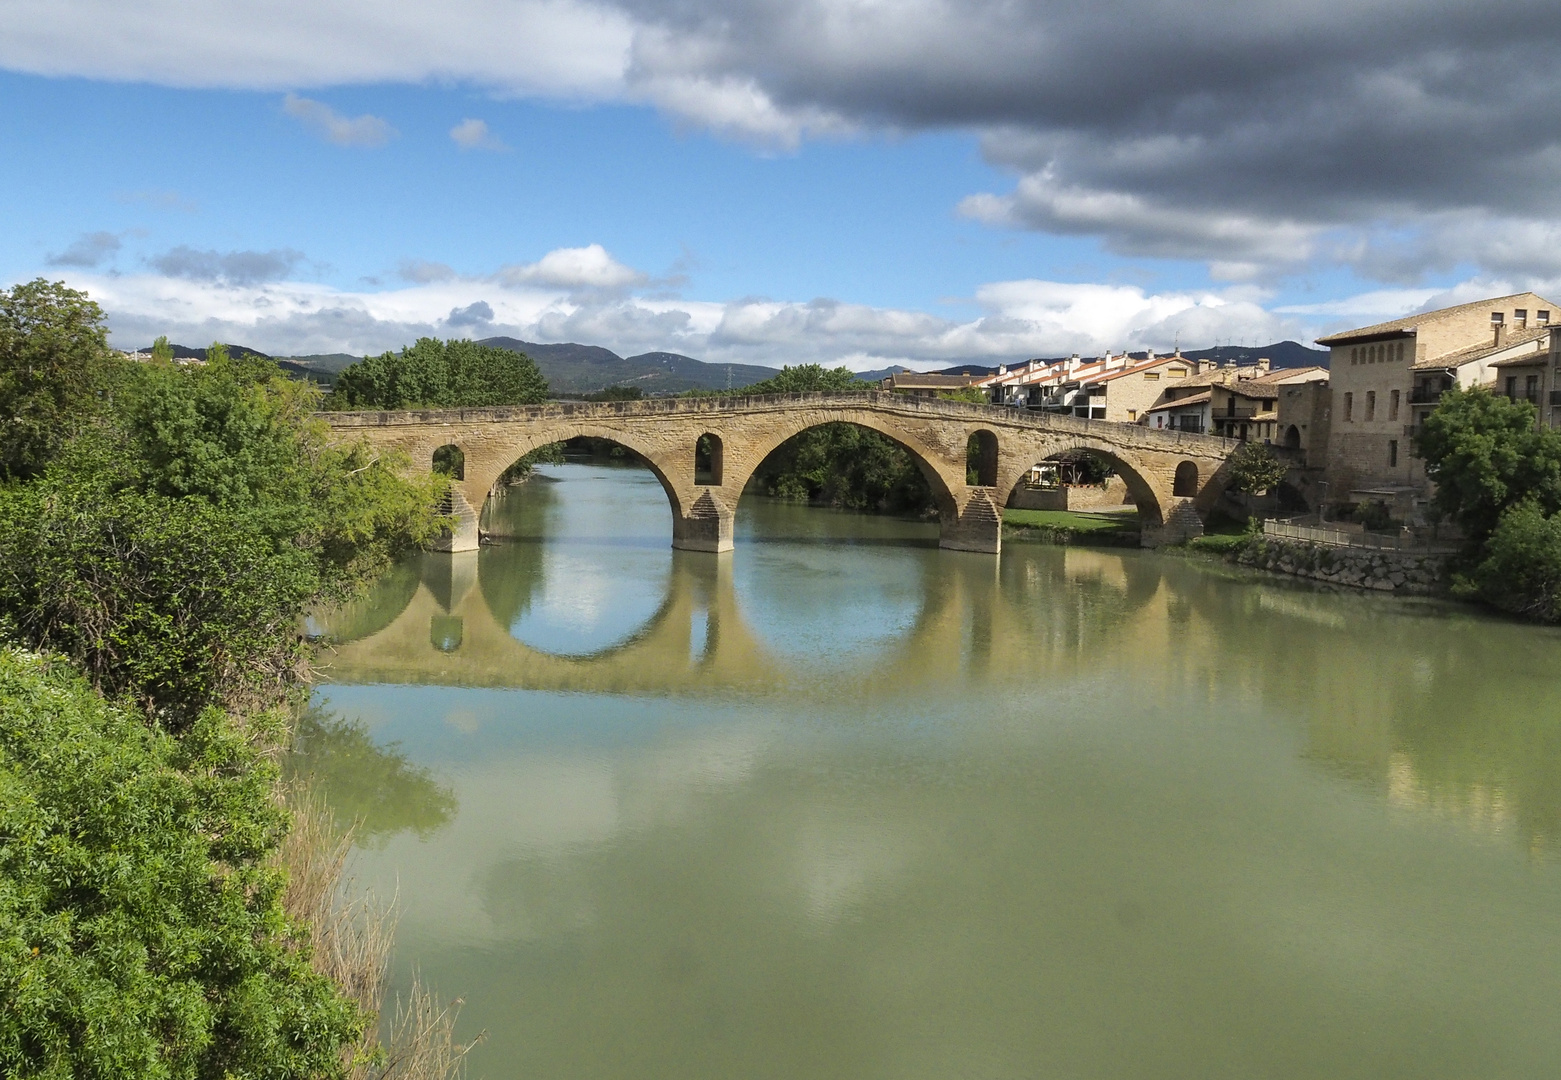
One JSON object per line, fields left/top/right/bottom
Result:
{"left": 1261, "top": 519, "right": 1456, "bottom": 553}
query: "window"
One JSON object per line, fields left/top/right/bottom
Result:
{"left": 1507, "top": 376, "right": 1518, "bottom": 399}
{"left": 1517, "top": 309, "right": 1529, "bottom": 328}
{"left": 1540, "top": 310, "right": 1551, "bottom": 326}
{"left": 1144, "top": 371, "right": 1160, "bottom": 381}
{"left": 1351, "top": 347, "right": 1359, "bottom": 365}
{"left": 1262, "top": 398, "right": 1274, "bottom": 411}
{"left": 1366, "top": 390, "right": 1376, "bottom": 421}
{"left": 1492, "top": 311, "right": 1506, "bottom": 325}
{"left": 1527, "top": 374, "right": 1540, "bottom": 403}
{"left": 1344, "top": 392, "right": 1354, "bottom": 421}
{"left": 1395, "top": 341, "right": 1405, "bottom": 362}
{"left": 1127, "top": 409, "right": 1138, "bottom": 421}
{"left": 1389, "top": 388, "right": 1400, "bottom": 421}
{"left": 1168, "top": 368, "right": 1186, "bottom": 377}
{"left": 1390, "top": 440, "right": 1399, "bottom": 468}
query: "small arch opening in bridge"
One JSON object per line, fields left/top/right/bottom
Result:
{"left": 432, "top": 443, "right": 465, "bottom": 481}
{"left": 1007, "top": 449, "right": 1137, "bottom": 519}
{"left": 966, "top": 430, "right": 998, "bottom": 487}
{"left": 1173, "top": 460, "right": 1200, "bottom": 497}
{"left": 695, "top": 433, "right": 724, "bottom": 486}
{"left": 1283, "top": 425, "right": 1301, "bottom": 450}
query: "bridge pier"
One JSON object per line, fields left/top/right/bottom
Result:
{"left": 1140, "top": 500, "right": 1205, "bottom": 547}
{"left": 671, "top": 490, "right": 735, "bottom": 553}
{"left": 431, "top": 488, "right": 481, "bottom": 553}
{"left": 939, "top": 489, "right": 1003, "bottom": 554}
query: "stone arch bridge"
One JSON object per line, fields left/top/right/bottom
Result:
{"left": 320, "top": 392, "right": 1239, "bottom": 553}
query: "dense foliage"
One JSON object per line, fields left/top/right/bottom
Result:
{"left": 0, "top": 649, "right": 364, "bottom": 1079}
{"left": 0, "top": 280, "right": 116, "bottom": 481}
{"left": 1226, "top": 441, "right": 1289, "bottom": 495}
{"left": 325, "top": 337, "right": 548, "bottom": 410}
{"left": 0, "top": 285, "right": 444, "bottom": 718}
{"left": 0, "top": 281, "right": 454, "bottom": 1074}
{"left": 1417, "top": 386, "right": 1561, "bottom": 621}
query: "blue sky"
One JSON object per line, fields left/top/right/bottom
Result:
{"left": 4, "top": 0, "right": 1558, "bottom": 368}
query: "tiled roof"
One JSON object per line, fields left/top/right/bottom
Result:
{"left": 1410, "top": 326, "right": 1550, "bottom": 370}
{"left": 1148, "top": 390, "right": 1212, "bottom": 410}
{"left": 1315, "top": 293, "right": 1556, "bottom": 344}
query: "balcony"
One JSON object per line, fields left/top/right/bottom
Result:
{"left": 1215, "top": 407, "right": 1260, "bottom": 421}
{"left": 1409, "top": 386, "right": 1445, "bottom": 405}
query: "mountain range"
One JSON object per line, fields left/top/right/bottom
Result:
{"left": 136, "top": 338, "right": 1328, "bottom": 394}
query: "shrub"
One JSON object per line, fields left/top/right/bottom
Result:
{"left": 0, "top": 481, "right": 319, "bottom": 721}
{"left": 0, "top": 648, "right": 365, "bottom": 1078}
{"left": 1472, "top": 501, "right": 1561, "bottom": 623}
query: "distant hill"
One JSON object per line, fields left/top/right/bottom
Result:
{"left": 1180, "top": 341, "right": 1328, "bottom": 369}
{"left": 477, "top": 338, "right": 778, "bottom": 394}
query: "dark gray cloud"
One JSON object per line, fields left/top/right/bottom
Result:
{"left": 445, "top": 300, "right": 494, "bottom": 327}
{"left": 613, "top": 0, "right": 1561, "bottom": 278}
{"left": 48, "top": 231, "right": 121, "bottom": 268}
{"left": 148, "top": 246, "right": 305, "bottom": 285}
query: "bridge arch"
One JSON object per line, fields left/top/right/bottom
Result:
{"left": 996, "top": 437, "right": 1170, "bottom": 528}
{"left": 461, "top": 423, "right": 688, "bottom": 525}
{"left": 724, "top": 410, "right": 965, "bottom": 522}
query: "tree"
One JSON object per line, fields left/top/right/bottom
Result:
{"left": 325, "top": 338, "right": 548, "bottom": 410}
{"left": 0, "top": 279, "right": 116, "bottom": 480}
{"left": 742, "top": 364, "right": 864, "bottom": 394}
{"left": 1471, "top": 501, "right": 1561, "bottom": 623}
{"left": 149, "top": 335, "right": 174, "bottom": 365}
{"left": 1226, "top": 441, "right": 1289, "bottom": 495}
{"left": 1415, "top": 385, "right": 1561, "bottom": 543}
{"left": 0, "top": 649, "right": 366, "bottom": 1078}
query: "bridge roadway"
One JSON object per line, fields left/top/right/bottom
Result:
{"left": 320, "top": 392, "right": 1239, "bottom": 553}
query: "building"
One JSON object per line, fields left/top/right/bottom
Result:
{"left": 1487, "top": 325, "right": 1561, "bottom": 430}
{"left": 983, "top": 350, "right": 1211, "bottom": 423}
{"left": 1315, "top": 291, "right": 1559, "bottom": 515}
{"left": 1143, "top": 362, "right": 1328, "bottom": 441}
{"left": 1274, "top": 378, "right": 1332, "bottom": 461}
{"left": 879, "top": 371, "right": 989, "bottom": 397}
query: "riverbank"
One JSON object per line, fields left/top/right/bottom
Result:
{"left": 1175, "top": 532, "right": 1451, "bottom": 596}
{"left": 1001, "top": 507, "right": 1142, "bottom": 546}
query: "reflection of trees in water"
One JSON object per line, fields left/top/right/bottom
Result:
{"left": 478, "top": 480, "right": 555, "bottom": 630}
{"left": 309, "top": 560, "right": 421, "bottom": 644}
{"left": 285, "top": 704, "right": 457, "bottom": 847}
{"left": 1177, "top": 571, "right": 1561, "bottom": 852}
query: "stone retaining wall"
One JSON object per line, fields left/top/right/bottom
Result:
{"left": 1233, "top": 536, "right": 1448, "bottom": 594}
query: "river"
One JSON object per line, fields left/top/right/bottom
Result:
{"left": 304, "top": 458, "right": 1561, "bottom": 1079}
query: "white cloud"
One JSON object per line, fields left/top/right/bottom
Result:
{"left": 497, "top": 244, "right": 646, "bottom": 290}
{"left": 44, "top": 257, "right": 1306, "bottom": 366}
{"left": 450, "top": 118, "right": 507, "bottom": 151}
{"left": 282, "top": 93, "right": 397, "bottom": 148}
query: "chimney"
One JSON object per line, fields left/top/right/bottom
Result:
{"left": 1256, "top": 357, "right": 1271, "bottom": 372}
{"left": 1494, "top": 323, "right": 1507, "bottom": 347}
{"left": 998, "top": 364, "right": 1008, "bottom": 375}
{"left": 1146, "top": 348, "right": 1156, "bottom": 361}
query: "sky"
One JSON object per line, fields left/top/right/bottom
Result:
{"left": 4, "top": 0, "right": 1561, "bottom": 370}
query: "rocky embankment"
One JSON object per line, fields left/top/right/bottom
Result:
{"left": 1232, "top": 535, "right": 1447, "bottom": 594}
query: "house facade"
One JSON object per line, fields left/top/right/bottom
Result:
{"left": 1315, "top": 292, "right": 1559, "bottom": 513}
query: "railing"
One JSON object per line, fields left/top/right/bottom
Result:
{"left": 1215, "top": 407, "right": 1260, "bottom": 420}
{"left": 1262, "top": 519, "right": 1454, "bottom": 553}
{"left": 1409, "top": 387, "right": 1444, "bottom": 405}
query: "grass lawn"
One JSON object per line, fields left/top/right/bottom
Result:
{"left": 1002, "top": 508, "right": 1140, "bottom": 535}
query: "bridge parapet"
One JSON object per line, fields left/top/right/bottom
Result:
{"left": 319, "top": 393, "right": 1237, "bottom": 554}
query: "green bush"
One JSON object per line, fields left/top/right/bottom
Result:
{"left": 0, "top": 648, "right": 364, "bottom": 1079}
{"left": 1471, "top": 501, "right": 1561, "bottom": 623}
{"left": 0, "top": 482, "right": 319, "bottom": 721}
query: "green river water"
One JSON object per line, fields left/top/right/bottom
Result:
{"left": 305, "top": 460, "right": 1561, "bottom": 1079}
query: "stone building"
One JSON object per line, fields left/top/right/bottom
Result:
{"left": 879, "top": 371, "right": 989, "bottom": 397}
{"left": 1487, "top": 325, "right": 1561, "bottom": 430}
{"left": 1143, "top": 362, "right": 1328, "bottom": 441}
{"left": 1315, "top": 291, "right": 1559, "bottom": 517}
{"left": 983, "top": 350, "right": 1210, "bottom": 422}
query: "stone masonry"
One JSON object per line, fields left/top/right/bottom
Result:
{"left": 1234, "top": 536, "right": 1448, "bottom": 594}
{"left": 320, "top": 392, "right": 1240, "bottom": 554}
